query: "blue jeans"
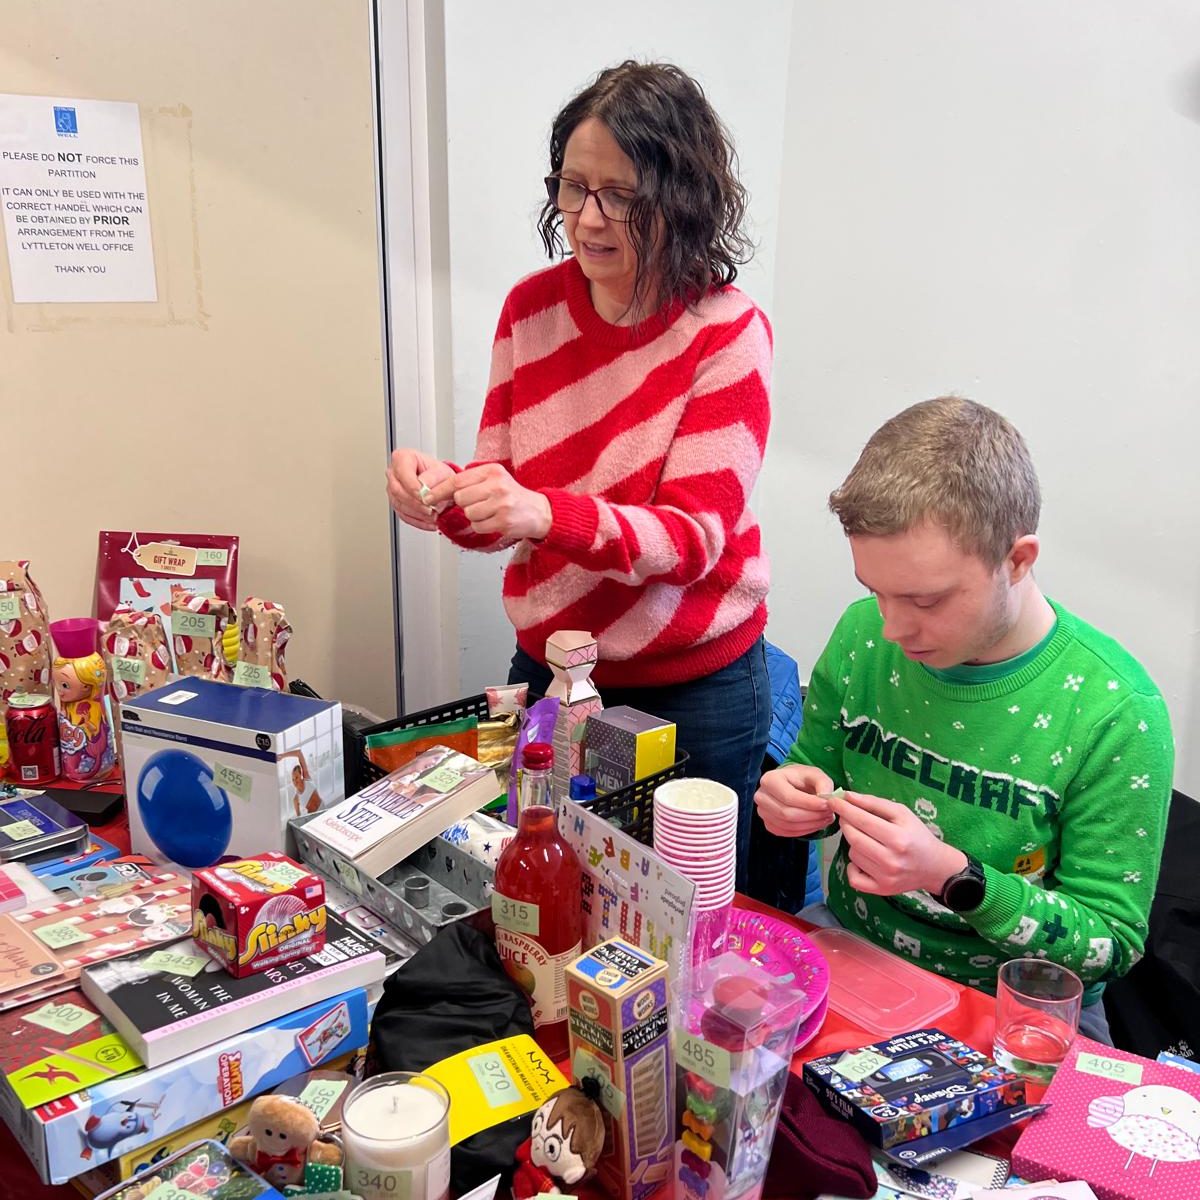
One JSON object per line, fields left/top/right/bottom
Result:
{"left": 507, "top": 637, "right": 770, "bottom": 893}
{"left": 798, "top": 902, "right": 1114, "bottom": 1046}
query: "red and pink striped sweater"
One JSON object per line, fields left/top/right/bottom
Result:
{"left": 439, "top": 258, "right": 772, "bottom": 688}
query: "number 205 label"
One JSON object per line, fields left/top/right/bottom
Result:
{"left": 674, "top": 1031, "right": 731, "bottom": 1088}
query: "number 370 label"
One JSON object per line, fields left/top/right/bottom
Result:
{"left": 674, "top": 1031, "right": 731, "bottom": 1088}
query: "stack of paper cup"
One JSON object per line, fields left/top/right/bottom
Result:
{"left": 652, "top": 778, "right": 738, "bottom": 969}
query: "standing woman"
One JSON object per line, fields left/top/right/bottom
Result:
{"left": 387, "top": 61, "right": 772, "bottom": 890}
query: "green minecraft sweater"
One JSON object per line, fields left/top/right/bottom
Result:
{"left": 787, "top": 597, "right": 1173, "bottom": 997}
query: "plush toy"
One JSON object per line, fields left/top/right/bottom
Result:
{"left": 229, "top": 1094, "right": 342, "bottom": 1189}
{"left": 511, "top": 1078, "right": 605, "bottom": 1199}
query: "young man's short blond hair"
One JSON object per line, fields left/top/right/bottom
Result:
{"left": 829, "top": 396, "right": 1041, "bottom": 567}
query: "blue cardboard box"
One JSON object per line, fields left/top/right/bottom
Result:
{"left": 803, "top": 1027, "right": 1026, "bottom": 1149}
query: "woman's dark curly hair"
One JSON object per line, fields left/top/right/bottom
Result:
{"left": 537, "top": 61, "right": 754, "bottom": 317}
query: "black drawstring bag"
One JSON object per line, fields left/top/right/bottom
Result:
{"left": 367, "top": 922, "right": 535, "bottom": 1192}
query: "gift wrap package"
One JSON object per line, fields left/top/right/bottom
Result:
{"left": 0, "top": 559, "right": 53, "bottom": 715}
{"left": 121, "top": 679, "right": 343, "bottom": 869}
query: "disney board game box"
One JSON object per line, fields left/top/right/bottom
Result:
{"left": 1013, "top": 1035, "right": 1200, "bottom": 1200}
{"left": 0, "top": 986, "right": 368, "bottom": 1183}
{"left": 803, "top": 1028, "right": 1027, "bottom": 1149}
{"left": 121, "top": 679, "right": 343, "bottom": 869}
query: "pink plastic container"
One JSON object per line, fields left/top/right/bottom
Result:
{"left": 808, "top": 926, "right": 957, "bottom": 1037}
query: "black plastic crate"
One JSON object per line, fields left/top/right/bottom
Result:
{"left": 356, "top": 693, "right": 492, "bottom": 786}
{"left": 355, "top": 693, "right": 689, "bottom": 846}
{"left": 583, "top": 752, "right": 690, "bottom": 846}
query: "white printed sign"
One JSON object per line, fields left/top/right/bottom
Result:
{"left": 0, "top": 93, "right": 157, "bottom": 302}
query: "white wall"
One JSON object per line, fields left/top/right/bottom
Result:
{"left": 765, "top": 0, "right": 1200, "bottom": 795}
{"left": 440, "top": 0, "right": 793, "bottom": 692}
{"left": 428, "top": 0, "right": 1199, "bottom": 797}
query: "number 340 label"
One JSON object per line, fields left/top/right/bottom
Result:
{"left": 674, "top": 1031, "right": 731, "bottom": 1088}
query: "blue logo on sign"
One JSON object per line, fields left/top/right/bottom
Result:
{"left": 54, "top": 106, "right": 78, "bottom": 137}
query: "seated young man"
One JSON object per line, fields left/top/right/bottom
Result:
{"left": 755, "top": 397, "right": 1173, "bottom": 1044}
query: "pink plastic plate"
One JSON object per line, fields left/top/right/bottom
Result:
{"left": 722, "top": 906, "right": 831, "bottom": 1042}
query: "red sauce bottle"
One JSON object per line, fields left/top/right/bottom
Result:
{"left": 493, "top": 747, "right": 582, "bottom": 1060}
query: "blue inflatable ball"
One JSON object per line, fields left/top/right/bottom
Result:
{"left": 136, "top": 748, "right": 232, "bottom": 868}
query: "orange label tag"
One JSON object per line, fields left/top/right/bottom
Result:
{"left": 1013, "top": 847, "right": 1046, "bottom": 876}
{"left": 131, "top": 542, "right": 198, "bottom": 577}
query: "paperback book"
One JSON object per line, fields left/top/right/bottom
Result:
{"left": 303, "top": 744, "right": 497, "bottom": 876}
{"left": 80, "top": 912, "right": 386, "bottom": 1066}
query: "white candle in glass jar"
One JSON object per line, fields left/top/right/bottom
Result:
{"left": 341, "top": 1073, "right": 452, "bottom": 1200}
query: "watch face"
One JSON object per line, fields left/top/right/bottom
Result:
{"left": 945, "top": 872, "right": 986, "bottom": 912}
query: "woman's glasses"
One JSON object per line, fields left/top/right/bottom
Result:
{"left": 545, "top": 175, "right": 636, "bottom": 222}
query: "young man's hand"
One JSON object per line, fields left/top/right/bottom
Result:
{"left": 754, "top": 764, "right": 838, "bottom": 837}
{"left": 831, "top": 791, "right": 968, "bottom": 898}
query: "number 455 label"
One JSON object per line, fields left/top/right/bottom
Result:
{"left": 674, "top": 1030, "right": 731, "bottom": 1089}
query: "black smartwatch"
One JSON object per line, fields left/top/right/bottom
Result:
{"left": 938, "top": 854, "right": 986, "bottom": 912}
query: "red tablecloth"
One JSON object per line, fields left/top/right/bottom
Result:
{"left": 0, "top": 856, "right": 1004, "bottom": 1199}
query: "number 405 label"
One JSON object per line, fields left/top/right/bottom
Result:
{"left": 674, "top": 1030, "right": 731, "bottom": 1088}
{"left": 1076, "top": 1051, "right": 1143, "bottom": 1085}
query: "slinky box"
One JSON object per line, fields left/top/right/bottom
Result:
{"left": 191, "top": 852, "right": 326, "bottom": 977}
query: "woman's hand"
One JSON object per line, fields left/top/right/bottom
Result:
{"left": 386, "top": 448, "right": 457, "bottom": 532}
{"left": 427, "top": 462, "right": 552, "bottom": 541}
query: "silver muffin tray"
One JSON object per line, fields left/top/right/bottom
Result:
{"left": 288, "top": 813, "right": 495, "bottom": 946}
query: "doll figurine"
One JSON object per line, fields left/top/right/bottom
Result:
{"left": 229, "top": 1094, "right": 343, "bottom": 1190}
{"left": 512, "top": 1079, "right": 605, "bottom": 1199}
{"left": 53, "top": 649, "right": 115, "bottom": 782}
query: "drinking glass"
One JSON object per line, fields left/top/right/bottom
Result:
{"left": 993, "top": 958, "right": 1083, "bottom": 1084}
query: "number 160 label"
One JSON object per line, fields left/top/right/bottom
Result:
{"left": 674, "top": 1031, "right": 730, "bottom": 1088}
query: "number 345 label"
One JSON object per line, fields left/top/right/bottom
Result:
{"left": 674, "top": 1030, "right": 731, "bottom": 1089}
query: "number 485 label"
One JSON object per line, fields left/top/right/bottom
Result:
{"left": 674, "top": 1030, "right": 731, "bottom": 1088}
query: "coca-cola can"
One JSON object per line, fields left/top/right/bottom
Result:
{"left": 5, "top": 692, "right": 61, "bottom": 785}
